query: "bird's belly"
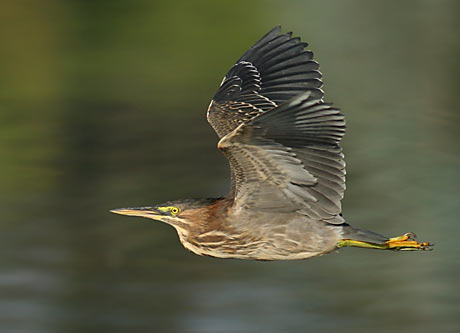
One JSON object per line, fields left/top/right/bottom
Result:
{"left": 185, "top": 214, "right": 343, "bottom": 260}
{"left": 249, "top": 224, "right": 342, "bottom": 260}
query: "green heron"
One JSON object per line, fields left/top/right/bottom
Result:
{"left": 111, "top": 26, "right": 432, "bottom": 260}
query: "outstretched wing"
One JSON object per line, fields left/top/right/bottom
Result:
{"left": 218, "top": 92, "right": 346, "bottom": 222}
{"left": 207, "top": 26, "right": 323, "bottom": 138}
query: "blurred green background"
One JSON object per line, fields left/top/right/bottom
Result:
{"left": 1, "top": 1, "right": 459, "bottom": 332}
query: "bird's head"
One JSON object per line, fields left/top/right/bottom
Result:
{"left": 110, "top": 198, "right": 221, "bottom": 230}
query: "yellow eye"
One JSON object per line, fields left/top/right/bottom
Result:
{"left": 170, "top": 207, "right": 180, "bottom": 215}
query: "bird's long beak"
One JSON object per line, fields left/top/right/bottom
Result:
{"left": 110, "top": 207, "right": 164, "bottom": 219}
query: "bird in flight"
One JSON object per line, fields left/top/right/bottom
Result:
{"left": 111, "top": 26, "right": 432, "bottom": 260}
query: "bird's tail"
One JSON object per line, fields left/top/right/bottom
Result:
{"left": 342, "top": 224, "right": 388, "bottom": 243}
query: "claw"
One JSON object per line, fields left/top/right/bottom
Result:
{"left": 420, "top": 242, "right": 434, "bottom": 251}
{"left": 404, "top": 232, "right": 417, "bottom": 240}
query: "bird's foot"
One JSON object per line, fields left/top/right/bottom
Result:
{"left": 385, "top": 232, "right": 433, "bottom": 251}
{"left": 337, "top": 232, "right": 433, "bottom": 251}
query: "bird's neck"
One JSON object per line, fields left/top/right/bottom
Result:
{"left": 175, "top": 197, "right": 241, "bottom": 257}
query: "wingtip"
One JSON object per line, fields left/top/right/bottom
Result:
{"left": 271, "top": 25, "right": 293, "bottom": 38}
{"left": 264, "top": 25, "right": 284, "bottom": 39}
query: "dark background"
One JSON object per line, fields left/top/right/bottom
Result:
{"left": 1, "top": 1, "right": 459, "bottom": 332}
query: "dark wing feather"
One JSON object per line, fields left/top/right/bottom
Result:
{"left": 218, "top": 92, "right": 346, "bottom": 223}
{"left": 207, "top": 26, "right": 323, "bottom": 138}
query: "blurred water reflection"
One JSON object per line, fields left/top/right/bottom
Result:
{"left": 1, "top": 1, "right": 459, "bottom": 332}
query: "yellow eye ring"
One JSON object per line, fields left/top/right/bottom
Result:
{"left": 170, "top": 207, "right": 180, "bottom": 215}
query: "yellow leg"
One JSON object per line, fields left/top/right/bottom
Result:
{"left": 337, "top": 233, "right": 433, "bottom": 251}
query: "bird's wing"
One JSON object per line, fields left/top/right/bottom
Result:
{"left": 218, "top": 92, "right": 346, "bottom": 222}
{"left": 207, "top": 26, "right": 323, "bottom": 138}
